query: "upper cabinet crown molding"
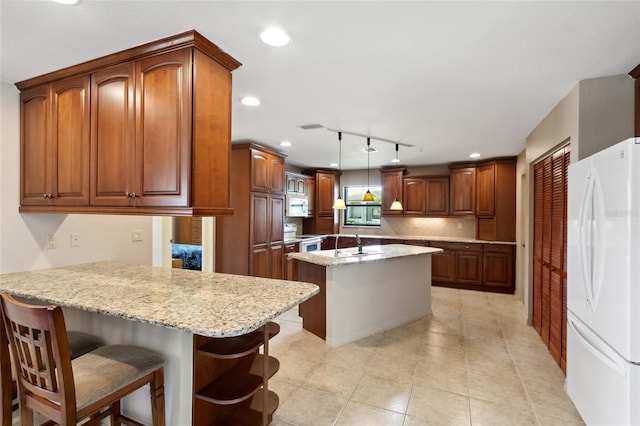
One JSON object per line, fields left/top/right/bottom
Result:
{"left": 15, "top": 30, "right": 241, "bottom": 91}
{"left": 17, "top": 31, "right": 241, "bottom": 216}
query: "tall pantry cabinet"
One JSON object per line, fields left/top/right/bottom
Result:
{"left": 532, "top": 145, "right": 570, "bottom": 372}
{"left": 216, "top": 143, "right": 285, "bottom": 279}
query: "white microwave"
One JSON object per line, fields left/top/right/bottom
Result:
{"left": 286, "top": 195, "right": 309, "bottom": 217}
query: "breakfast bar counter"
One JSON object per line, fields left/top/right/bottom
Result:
{"left": 0, "top": 261, "right": 319, "bottom": 425}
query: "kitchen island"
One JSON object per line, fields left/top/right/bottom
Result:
{"left": 0, "top": 261, "right": 318, "bottom": 426}
{"left": 290, "top": 244, "right": 441, "bottom": 347}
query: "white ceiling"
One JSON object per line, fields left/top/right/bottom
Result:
{"left": 2, "top": 1, "right": 639, "bottom": 170}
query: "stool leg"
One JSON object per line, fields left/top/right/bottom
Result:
{"left": 109, "top": 400, "right": 121, "bottom": 425}
{"left": 19, "top": 403, "right": 33, "bottom": 426}
{"left": 149, "top": 368, "right": 165, "bottom": 426}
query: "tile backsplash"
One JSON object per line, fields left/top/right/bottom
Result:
{"left": 342, "top": 217, "right": 476, "bottom": 239}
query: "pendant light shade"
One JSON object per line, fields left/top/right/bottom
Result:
{"left": 362, "top": 138, "right": 375, "bottom": 202}
{"left": 390, "top": 144, "right": 403, "bottom": 211}
{"left": 332, "top": 132, "right": 346, "bottom": 210}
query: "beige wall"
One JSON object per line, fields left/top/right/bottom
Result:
{"left": 517, "top": 73, "right": 634, "bottom": 319}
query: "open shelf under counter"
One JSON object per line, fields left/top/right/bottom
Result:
{"left": 197, "top": 322, "right": 280, "bottom": 359}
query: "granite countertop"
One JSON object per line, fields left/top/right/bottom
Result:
{"left": 328, "top": 234, "right": 517, "bottom": 245}
{"left": 0, "top": 261, "right": 319, "bottom": 338}
{"left": 289, "top": 244, "right": 442, "bottom": 267}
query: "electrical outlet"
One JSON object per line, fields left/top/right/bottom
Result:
{"left": 131, "top": 230, "right": 143, "bottom": 242}
{"left": 70, "top": 233, "right": 80, "bottom": 247}
{"left": 46, "top": 234, "right": 56, "bottom": 249}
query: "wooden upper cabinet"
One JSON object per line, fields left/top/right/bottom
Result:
{"left": 629, "top": 64, "right": 640, "bottom": 137}
{"left": 21, "top": 76, "right": 90, "bottom": 206}
{"left": 18, "top": 30, "right": 241, "bottom": 216}
{"left": 449, "top": 166, "right": 476, "bottom": 215}
{"left": 381, "top": 168, "right": 404, "bottom": 216}
{"left": 476, "top": 163, "right": 495, "bottom": 216}
{"left": 251, "top": 150, "right": 284, "bottom": 194}
{"left": 306, "top": 177, "right": 315, "bottom": 216}
{"left": 425, "top": 176, "right": 449, "bottom": 216}
{"left": 316, "top": 172, "right": 337, "bottom": 216}
{"left": 403, "top": 178, "right": 426, "bottom": 216}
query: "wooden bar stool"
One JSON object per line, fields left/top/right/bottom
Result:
{"left": 0, "top": 293, "right": 165, "bottom": 425}
{"left": 10, "top": 330, "right": 103, "bottom": 411}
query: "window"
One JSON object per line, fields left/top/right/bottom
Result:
{"left": 343, "top": 186, "right": 382, "bottom": 226}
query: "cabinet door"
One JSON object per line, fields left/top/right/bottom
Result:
{"left": 483, "top": 245, "right": 514, "bottom": 289}
{"left": 91, "top": 62, "right": 136, "bottom": 206}
{"left": 269, "top": 243, "right": 284, "bottom": 279}
{"left": 425, "top": 177, "right": 449, "bottom": 216}
{"left": 316, "top": 173, "right": 336, "bottom": 216}
{"left": 476, "top": 163, "right": 495, "bottom": 216}
{"left": 403, "top": 178, "right": 426, "bottom": 215}
{"left": 296, "top": 177, "right": 306, "bottom": 195}
{"left": 250, "top": 245, "right": 269, "bottom": 278}
{"left": 251, "top": 193, "right": 269, "bottom": 247}
{"left": 449, "top": 167, "right": 476, "bottom": 215}
{"left": 284, "top": 243, "right": 299, "bottom": 281}
{"left": 50, "top": 76, "right": 90, "bottom": 206}
{"left": 251, "top": 150, "right": 270, "bottom": 192}
{"left": 135, "top": 49, "right": 192, "bottom": 207}
{"left": 381, "top": 169, "right": 404, "bottom": 216}
{"left": 270, "top": 156, "right": 285, "bottom": 194}
{"left": 307, "top": 178, "right": 315, "bottom": 216}
{"left": 286, "top": 173, "right": 297, "bottom": 194}
{"left": 270, "top": 194, "right": 284, "bottom": 243}
{"left": 431, "top": 250, "right": 456, "bottom": 283}
{"left": 20, "top": 85, "right": 51, "bottom": 205}
{"left": 455, "top": 249, "right": 482, "bottom": 285}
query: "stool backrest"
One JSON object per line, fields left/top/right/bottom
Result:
{"left": 0, "top": 292, "right": 76, "bottom": 422}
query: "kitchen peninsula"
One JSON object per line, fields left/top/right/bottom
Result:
{"left": 0, "top": 261, "right": 318, "bottom": 426}
{"left": 290, "top": 244, "right": 442, "bottom": 347}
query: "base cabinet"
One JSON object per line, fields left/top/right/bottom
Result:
{"left": 193, "top": 322, "right": 280, "bottom": 425}
{"left": 429, "top": 241, "right": 515, "bottom": 293}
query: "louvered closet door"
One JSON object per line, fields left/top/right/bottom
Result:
{"left": 532, "top": 144, "right": 570, "bottom": 372}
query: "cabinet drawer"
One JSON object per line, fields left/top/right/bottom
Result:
{"left": 484, "top": 244, "right": 514, "bottom": 254}
{"left": 429, "top": 241, "right": 483, "bottom": 252}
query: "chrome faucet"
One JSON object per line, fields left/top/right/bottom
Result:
{"left": 356, "top": 234, "right": 363, "bottom": 254}
{"left": 334, "top": 235, "right": 341, "bottom": 257}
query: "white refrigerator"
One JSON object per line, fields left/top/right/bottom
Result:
{"left": 567, "top": 137, "right": 640, "bottom": 425}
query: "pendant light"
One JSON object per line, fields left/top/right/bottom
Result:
{"left": 390, "top": 144, "right": 404, "bottom": 211}
{"left": 332, "top": 132, "right": 346, "bottom": 210}
{"left": 362, "top": 138, "right": 375, "bottom": 202}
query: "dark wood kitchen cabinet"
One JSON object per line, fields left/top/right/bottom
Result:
{"left": 20, "top": 75, "right": 90, "bottom": 207}
{"left": 630, "top": 63, "right": 640, "bottom": 137}
{"left": 216, "top": 144, "right": 285, "bottom": 279}
{"left": 284, "top": 242, "right": 299, "bottom": 281}
{"left": 303, "top": 170, "right": 340, "bottom": 234}
{"left": 475, "top": 158, "right": 516, "bottom": 242}
{"left": 448, "top": 166, "right": 476, "bottom": 215}
{"left": 400, "top": 176, "right": 448, "bottom": 217}
{"left": 381, "top": 167, "right": 405, "bottom": 216}
{"left": 17, "top": 30, "right": 241, "bottom": 216}
{"left": 430, "top": 241, "right": 515, "bottom": 293}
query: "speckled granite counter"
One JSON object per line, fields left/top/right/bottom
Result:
{"left": 327, "top": 233, "right": 517, "bottom": 245}
{"left": 0, "top": 261, "right": 319, "bottom": 337}
{"left": 290, "top": 244, "right": 442, "bottom": 267}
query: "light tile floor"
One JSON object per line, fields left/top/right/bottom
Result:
{"left": 269, "top": 286, "right": 585, "bottom": 426}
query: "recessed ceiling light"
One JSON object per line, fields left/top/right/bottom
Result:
{"left": 280, "top": 141, "right": 292, "bottom": 148}
{"left": 259, "top": 27, "right": 291, "bottom": 47}
{"left": 330, "top": 162, "right": 338, "bottom": 168}
{"left": 469, "top": 153, "right": 481, "bottom": 158}
{"left": 240, "top": 96, "right": 260, "bottom": 106}
{"left": 51, "top": 0, "right": 79, "bottom": 4}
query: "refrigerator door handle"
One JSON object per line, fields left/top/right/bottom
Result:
{"left": 568, "top": 315, "right": 627, "bottom": 378}
{"left": 578, "top": 171, "right": 596, "bottom": 309}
